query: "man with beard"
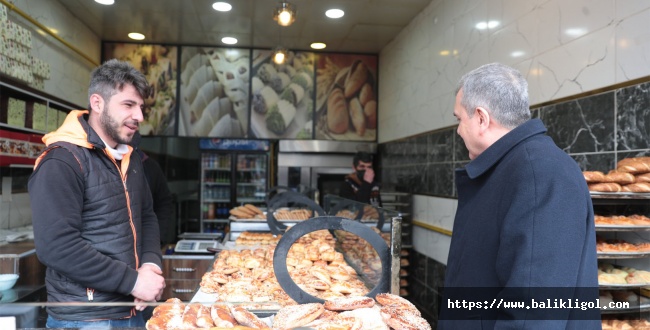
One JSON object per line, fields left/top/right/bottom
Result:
{"left": 28, "top": 59, "right": 165, "bottom": 328}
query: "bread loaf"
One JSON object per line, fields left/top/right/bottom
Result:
{"left": 603, "top": 172, "right": 636, "bottom": 184}
{"left": 327, "top": 88, "right": 349, "bottom": 134}
{"left": 622, "top": 182, "right": 650, "bottom": 193}
{"left": 617, "top": 157, "right": 650, "bottom": 174}
{"left": 583, "top": 171, "right": 605, "bottom": 183}
{"left": 588, "top": 183, "right": 622, "bottom": 192}
{"left": 364, "top": 100, "right": 377, "bottom": 130}
{"left": 349, "top": 97, "right": 366, "bottom": 136}
{"left": 358, "top": 83, "right": 374, "bottom": 106}
{"left": 636, "top": 172, "right": 650, "bottom": 183}
{"left": 344, "top": 60, "right": 368, "bottom": 98}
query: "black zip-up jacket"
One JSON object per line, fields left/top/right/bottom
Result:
{"left": 28, "top": 110, "right": 162, "bottom": 321}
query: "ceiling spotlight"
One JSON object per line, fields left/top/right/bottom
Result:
{"left": 128, "top": 32, "right": 145, "bottom": 40}
{"left": 221, "top": 37, "right": 238, "bottom": 45}
{"left": 273, "top": 47, "right": 288, "bottom": 64}
{"left": 325, "top": 9, "right": 344, "bottom": 19}
{"left": 94, "top": 0, "right": 114, "bottom": 5}
{"left": 212, "top": 2, "right": 232, "bottom": 12}
{"left": 310, "top": 42, "right": 326, "bottom": 50}
{"left": 274, "top": 1, "right": 296, "bottom": 27}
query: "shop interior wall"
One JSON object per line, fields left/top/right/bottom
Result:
{"left": 376, "top": 0, "right": 650, "bottom": 325}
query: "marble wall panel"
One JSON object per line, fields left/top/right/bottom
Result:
{"left": 538, "top": 91, "right": 616, "bottom": 153}
{"left": 616, "top": 82, "right": 650, "bottom": 151}
{"left": 428, "top": 129, "right": 454, "bottom": 162}
{"left": 426, "top": 163, "right": 454, "bottom": 196}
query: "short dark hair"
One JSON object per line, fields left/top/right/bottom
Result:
{"left": 88, "top": 59, "right": 149, "bottom": 105}
{"left": 353, "top": 152, "right": 373, "bottom": 167}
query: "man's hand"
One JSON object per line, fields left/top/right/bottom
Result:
{"left": 131, "top": 264, "right": 165, "bottom": 305}
{"left": 363, "top": 168, "right": 375, "bottom": 183}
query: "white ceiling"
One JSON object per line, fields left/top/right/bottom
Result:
{"left": 55, "top": 0, "right": 432, "bottom": 54}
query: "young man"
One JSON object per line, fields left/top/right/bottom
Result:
{"left": 28, "top": 59, "right": 165, "bottom": 328}
{"left": 339, "top": 151, "right": 382, "bottom": 207}
{"left": 439, "top": 63, "right": 600, "bottom": 329}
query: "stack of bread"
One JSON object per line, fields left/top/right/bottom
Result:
{"left": 595, "top": 214, "right": 650, "bottom": 226}
{"left": 229, "top": 204, "right": 265, "bottom": 220}
{"left": 584, "top": 157, "right": 650, "bottom": 192}
{"left": 235, "top": 232, "right": 281, "bottom": 246}
{"left": 273, "top": 208, "right": 313, "bottom": 221}
{"left": 597, "top": 236, "right": 650, "bottom": 253}
{"left": 334, "top": 227, "right": 390, "bottom": 285}
{"left": 598, "top": 262, "right": 650, "bottom": 285}
{"left": 146, "top": 293, "right": 430, "bottom": 330}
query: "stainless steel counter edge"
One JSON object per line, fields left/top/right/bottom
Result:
{"left": 162, "top": 254, "right": 215, "bottom": 260}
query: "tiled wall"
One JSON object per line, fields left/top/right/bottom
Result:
{"left": 379, "top": 80, "right": 650, "bottom": 324}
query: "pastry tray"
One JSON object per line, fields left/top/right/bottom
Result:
{"left": 590, "top": 192, "right": 650, "bottom": 199}
{"left": 597, "top": 252, "right": 650, "bottom": 259}
{"left": 599, "top": 283, "right": 650, "bottom": 289}
{"left": 596, "top": 225, "right": 650, "bottom": 231}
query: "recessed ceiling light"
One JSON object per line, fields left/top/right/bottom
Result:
{"left": 94, "top": 0, "right": 114, "bottom": 5}
{"left": 475, "top": 20, "right": 500, "bottom": 30}
{"left": 325, "top": 9, "right": 344, "bottom": 19}
{"left": 565, "top": 28, "right": 587, "bottom": 37}
{"left": 212, "top": 2, "right": 232, "bottom": 12}
{"left": 310, "top": 42, "right": 326, "bottom": 50}
{"left": 511, "top": 51, "right": 525, "bottom": 58}
{"left": 128, "top": 32, "right": 145, "bottom": 40}
{"left": 221, "top": 37, "right": 237, "bottom": 45}
{"left": 439, "top": 50, "right": 450, "bottom": 56}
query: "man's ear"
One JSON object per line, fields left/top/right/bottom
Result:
{"left": 475, "top": 107, "right": 490, "bottom": 130}
{"left": 89, "top": 94, "right": 104, "bottom": 114}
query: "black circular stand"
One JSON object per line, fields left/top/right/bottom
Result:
{"left": 272, "top": 216, "right": 390, "bottom": 304}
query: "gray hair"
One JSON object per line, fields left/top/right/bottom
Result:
{"left": 88, "top": 59, "right": 149, "bottom": 105}
{"left": 455, "top": 63, "right": 530, "bottom": 129}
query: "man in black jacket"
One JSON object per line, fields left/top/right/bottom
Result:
{"left": 339, "top": 151, "right": 382, "bottom": 207}
{"left": 28, "top": 59, "right": 165, "bottom": 328}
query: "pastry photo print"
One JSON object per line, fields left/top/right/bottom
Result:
{"left": 249, "top": 50, "right": 316, "bottom": 140}
{"left": 102, "top": 43, "right": 178, "bottom": 136}
{"left": 315, "top": 54, "right": 378, "bottom": 141}
{"left": 178, "top": 47, "right": 251, "bottom": 138}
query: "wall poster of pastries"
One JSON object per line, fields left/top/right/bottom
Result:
{"left": 249, "top": 49, "right": 315, "bottom": 139}
{"left": 102, "top": 43, "right": 178, "bottom": 136}
{"left": 178, "top": 47, "right": 250, "bottom": 138}
{"left": 315, "top": 53, "right": 378, "bottom": 141}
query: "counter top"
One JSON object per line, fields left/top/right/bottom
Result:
{"left": 0, "top": 240, "right": 36, "bottom": 258}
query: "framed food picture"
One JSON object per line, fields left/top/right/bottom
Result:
{"left": 315, "top": 54, "right": 378, "bottom": 141}
{"left": 249, "top": 49, "right": 315, "bottom": 140}
{"left": 102, "top": 43, "right": 178, "bottom": 136}
{"left": 178, "top": 47, "right": 250, "bottom": 138}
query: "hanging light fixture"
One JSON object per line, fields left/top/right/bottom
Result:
{"left": 273, "top": 1, "right": 296, "bottom": 27}
{"left": 272, "top": 47, "right": 288, "bottom": 64}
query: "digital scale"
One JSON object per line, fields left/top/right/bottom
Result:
{"left": 174, "top": 239, "right": 219, "bottom": 254}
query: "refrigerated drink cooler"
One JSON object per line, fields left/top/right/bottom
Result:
{"left": 198, "top": 139, "right": 272, "bottom": 234}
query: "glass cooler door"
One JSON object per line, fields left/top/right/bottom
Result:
{"left": 235, "top": 153, "right": 267, "bottom": 205}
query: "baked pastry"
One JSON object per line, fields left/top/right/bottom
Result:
{"left": 324, "top": 296, "right": 375, "bottom": 311}
{"left": 617, "top": 157, "right": 650, "bottom": 174}
{"left": 375, "top": 293, "right": 420, "bottom": 316}
{"left": 272, "top": 303, "right": 324, "bottom": 329}
{"left": 344, "top": 60, "right": 369, "bottom": 98}
{"left": 598, "top": 273, "right": 628, "bottom": 285}
{"left": 604, "top": 172, "right": 636, "bottom": 184}
{"left": 229, "top": 305, "right": 269, "bottom": 329}
{"left": 210, "top": 304, "right": 237, "bottom": 328}
{"left": 349, "top": 97, "right": 366, "bottom": 136}
{"left": 622, "top": 182, "right": 650, "bottom": 193}
{"left": 583, "top": 171, "right": 605, "bottom": 183}
{"left": 327, "top": 88, "right": 349, "bottom": 134}
{"left": 380, "top": 305, "right": 431, "bottom": 330}
{"left": 588, "top": 182, "right": 622, "bottom": 192}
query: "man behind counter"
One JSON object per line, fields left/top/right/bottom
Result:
{"left": 339, "top": 151, "right": 382, "bottom": 207}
